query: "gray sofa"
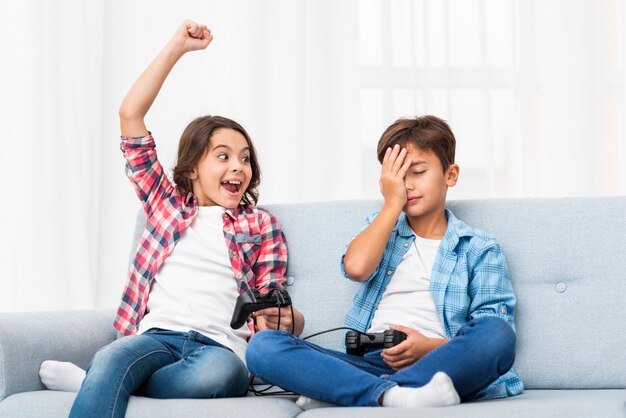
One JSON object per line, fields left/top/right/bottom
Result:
{"left": 1, "top": 197, "right": 626, "bottom": 417}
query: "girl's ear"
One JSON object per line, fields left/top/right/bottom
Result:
{"left": 187, "top": 168, "right": 198, "bottom": 181}
{"left": 446, "top": 164, "right": 459, "bottom": 187}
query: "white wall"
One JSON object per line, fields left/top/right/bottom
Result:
{"left": 1, "top": 0, "right": 624, "bottom": 311}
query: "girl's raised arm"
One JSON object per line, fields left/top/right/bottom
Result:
{"left": 119, "top": 20, "right": 213, "bottom": 137}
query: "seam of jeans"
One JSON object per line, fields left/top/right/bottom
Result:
{"left": 181, "top": 336, "right": 191, "bottom": 358}
{"left": 188, "top": 330, "right": 199, "bottom": 344}
{"left": 144, "top": 346, "right": 206, "bottom": 387}
{"left": 372, "top": 380, "right": 396, "bottom": 406}
{"left": 110, "top": 349, "right": 172, "bottom": 417}
{"left": 182, "top": 341, "right": 207, "bottom": 362}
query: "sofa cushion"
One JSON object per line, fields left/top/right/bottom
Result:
{"left": 446, "top": 197, "right": 626, "bottom": 390}
{"left": 265, "top": 198, "right": 626, "bottom": 390}
{"left": 264, "top": 200, "right": 381, "bottom": 351}
{"left": 0, "top": 391, "right": 302, "bottom": 418}
{"left": 0, "top": 309, "right": 117, "bottom": 402}
{"left": 297, "top": 389, "right": 626, "bottom": 418}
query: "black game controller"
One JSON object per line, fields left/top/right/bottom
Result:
{"left": 230, "top": 288, "right": 292, "bottom": 329}
{"left": 345, "top": 329, "right": 407, "bottom": 356}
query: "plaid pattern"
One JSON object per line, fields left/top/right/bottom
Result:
{"left": 341, "top": 209, "right": 523, "bottom": 399}
{"left": 114, "top": 134, "right": 287, "bottom": 335}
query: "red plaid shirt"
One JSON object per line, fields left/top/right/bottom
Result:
{"left": 114, "top": 133, "right": 288, "bottom": 335}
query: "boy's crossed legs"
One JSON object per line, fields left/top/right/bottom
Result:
{"left": 247, "top": 316, "right": 515, "bottom": 408}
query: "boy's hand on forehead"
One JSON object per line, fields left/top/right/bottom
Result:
{"left": 171, "top": 19, "right": 213, "bottom": 53}
{"left": 379, "top": 144, "right": 412, "bottom": 209}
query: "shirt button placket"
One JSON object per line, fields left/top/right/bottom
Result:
{"left": 223, "top": 213, "right": 231, "bottom": 232}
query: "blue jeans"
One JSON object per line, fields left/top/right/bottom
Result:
{"left": 246, "top": 316, "right": 515, "bottom": 406}
{"left": 69, "top": 329, "right": 249, "bottom": 418}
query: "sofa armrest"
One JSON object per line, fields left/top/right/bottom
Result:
{"left": 0, "top": 309, "right": 117, "bottom": 401}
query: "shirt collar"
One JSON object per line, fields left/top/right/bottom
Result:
{"left": 395, "top": 208, "right": 474, "bottom": 249}
{"left": 224, "top": 206, "right": 238, "bottom": 219}
{"left": 440, "top": 208, "right": 474, "bottom": 251}
{"left": 225, "top": 205, "right": 250, "bottom": 219}
{"left": 395, "top": 212, "right": 415, "bottom": 238}
{"left": 184, "top": 191, "right": 243, "bottom": 220}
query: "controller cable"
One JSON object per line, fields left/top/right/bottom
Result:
{"left": 247, "top": 326, "right": 373, "bottom": 396}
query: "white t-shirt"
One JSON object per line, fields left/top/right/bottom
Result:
{"left": 137, "top": 205, "right": 251, "bottom": 363}
{"left": 369, "top": 234, "right": 446, "bottom": 339}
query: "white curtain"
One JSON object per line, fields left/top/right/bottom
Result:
{"left": 1, "top": 0, "right": 624, "bottom": 311}
{"left": 0, "top": 0, "right": 103, "bottom": 311}
{"left": 358, "top": 0, "right": 626, "bottom": 200}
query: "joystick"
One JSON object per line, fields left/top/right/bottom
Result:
{"left": 345, "top": 329, "right": 407, "bottom": 356}
{"left": 230, "top": 288, "right": 292, "bottom": 329}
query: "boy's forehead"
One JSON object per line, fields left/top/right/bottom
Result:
{"left": 404, "top": 144, "right": 445, "bottom": 168}
{"left": 405, "top": 144, "right": 435, "bottom": 159}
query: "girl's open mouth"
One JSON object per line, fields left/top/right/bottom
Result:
{"left": 221, "top": 180, "right": 242, "bottom": 194}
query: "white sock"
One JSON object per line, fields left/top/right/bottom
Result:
{"left": 39, "top": 361, "right": 86, "bottom": 392}
{"left": 296, "top": 395, "right": 335, "bottom": 410}
{"left": 382, "top": 372, "right": 460, "bottom": 408}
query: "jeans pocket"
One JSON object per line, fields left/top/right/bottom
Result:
{"left": 143, "top": 327, "right": 164, "bottom": 334}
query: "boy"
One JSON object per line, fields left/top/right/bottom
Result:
{"left": 246, "top": 115, "right": 523, "bottom": 408}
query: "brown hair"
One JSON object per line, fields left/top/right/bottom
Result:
{"left": 173, "top": 115, "right": 261, "bottom": 206}
{"left": 376, "top": 115, "right": 456, "bottom": 172}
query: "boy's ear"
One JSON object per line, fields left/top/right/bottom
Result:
{"left": 446, "top": 164, "right": 459, "bottom": 187}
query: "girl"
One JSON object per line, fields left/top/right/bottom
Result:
{"left": 41, "top": 20, "right": 304, "bottom": 418}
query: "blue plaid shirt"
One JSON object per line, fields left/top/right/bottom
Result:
{"left": 341, "top": 209, "right": 523, "bottom": 400}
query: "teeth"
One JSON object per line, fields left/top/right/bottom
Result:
{"left": 222, "top": 180, "right": 241, "bottom": 185}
